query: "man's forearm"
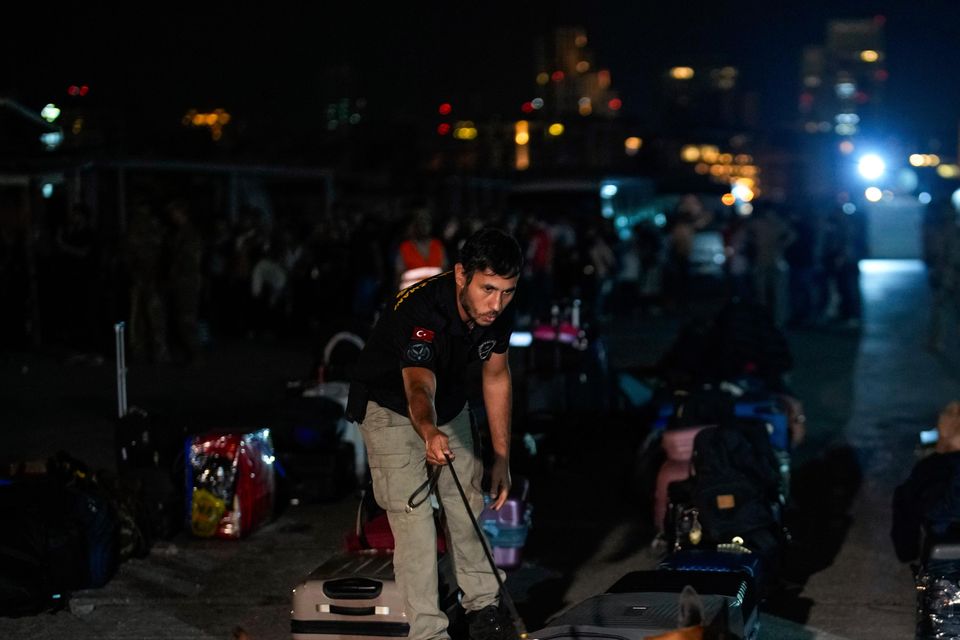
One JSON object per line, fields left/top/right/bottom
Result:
{"left": 407, "top": 385, "right": 440, "bottom": 441}
{"left": 483, "top": 372, "right": 512, "bottom": 461}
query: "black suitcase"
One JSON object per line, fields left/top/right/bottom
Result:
{"left": 113, "top": 322, "right": 186, "bottom": 540}
{"left": 527, "top": 570, "right": 759, "bottom": 640}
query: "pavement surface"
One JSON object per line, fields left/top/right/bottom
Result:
{"left": 2, "top": 259, "right": 959, "bottom": 639}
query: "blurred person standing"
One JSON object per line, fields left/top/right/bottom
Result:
{"left": 783, "top": 206, "right": 823, "bottom": 328}
{"left": 821, "top": 207, "right": 866, "bottom": 328}
{"left": 662, "top": 194, "right": 705, "bottom": 311}
{"left": 519, "top": 216, "right": 554, "bottom": 324}
{"left": 722, "top": 213, "right": 753, "bottom": 302}
{"left": 54, "top": 204, "right": 100, "bottom": 363}
{"left": 249, "top": 238, "right": 288, "bottom": 341}
{"left": 745, "top": 203, "right": 796, "bottom": 327}
{"left": 583, "top": 222, "right": 617, "bottom": 320}
{"left": 123, "top": 199, "right": 170, "bottom": 363}
{"left": 349, "top": 212, "right": 386, "bottom": 328}
{"left": 395, "top": 207, "right": 448, "bottom": 291}
{"left": 164, "top": 199, "right": 204, "bottom": 365}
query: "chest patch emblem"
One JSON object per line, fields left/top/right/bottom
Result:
{"left": 478, "top": 339, "right": 497, "bottom": 360}
{"left": 405, "top": 342, "right": 434, "bottom": 363}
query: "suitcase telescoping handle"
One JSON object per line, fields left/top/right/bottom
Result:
{"left": 442, "top": 453, "right": 527, "bottom": 638}
{"left": 114, "top": 321, "right": 128, "bottom": 419}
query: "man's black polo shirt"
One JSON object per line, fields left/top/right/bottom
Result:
{"left": 347, "top": 271, "right": 512, "bottom": 425}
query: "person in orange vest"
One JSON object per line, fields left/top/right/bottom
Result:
{"left": 396, "top": 208, "right": 449, "bottom": 290}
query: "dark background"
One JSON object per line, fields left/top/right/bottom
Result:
{"left": 5, "top": 2, "right": 960, "bottom": 142}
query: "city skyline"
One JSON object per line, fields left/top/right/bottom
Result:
{"left": 4, "top": 3, "right": 960, "bottom": 147}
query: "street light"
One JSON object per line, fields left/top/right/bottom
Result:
{"left": 858, "top": 154, "right": 886, "bottom": 180}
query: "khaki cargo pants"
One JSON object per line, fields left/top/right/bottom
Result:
{"left": 360, "top": 401, "right": 502, "bottom": 640}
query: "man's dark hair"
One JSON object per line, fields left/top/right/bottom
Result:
{"left": 458, "top": 227, "right": 523, "bottom": 280}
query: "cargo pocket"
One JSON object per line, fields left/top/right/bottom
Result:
{"left": 368, "top": 452, "right": 413, "bottom": 513}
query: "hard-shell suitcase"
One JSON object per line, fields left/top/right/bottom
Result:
{"left": 479, "top": 476, "right": 532, "bottom": 569}
{"left": 658, "top": 548, "right": 763, "bottom": 582}
{"left": 187, "top": 428, "right": 276, "bottom": 539}
{"left": 291, "top": 552, "right": 461, "bottom": 640}
{"left": 527, "top": 570, "right": 759, "bottom": 640}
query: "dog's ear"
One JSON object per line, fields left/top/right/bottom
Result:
{"left": 677, "top": 584, "right": 705, "bottom": 628}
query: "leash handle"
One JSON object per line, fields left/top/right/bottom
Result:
{"left": 443, "top": 453, "right": 527, "bottom": 637}
{"left": 406, "top": 464, "right": 442, "bottom": 512}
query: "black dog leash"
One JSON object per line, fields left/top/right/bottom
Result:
{"left": 406, "top": 464, "right": 443, "bottom": 512}
{"left": 404, "top": 457, "right": 527, "bottom": 637}
{"left": 442, "top": 454, "right": 527, "bottom": 638}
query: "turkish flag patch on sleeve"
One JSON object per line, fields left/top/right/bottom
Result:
{"left": 411, "top": 327, "right": 435, "bottom": 342}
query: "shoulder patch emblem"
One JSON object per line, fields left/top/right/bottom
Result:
{"left": 478, "top": 339, "right": 497, "bottom": 360}
{"left": 405, "top": 342, "right": 434, "bottom": 363}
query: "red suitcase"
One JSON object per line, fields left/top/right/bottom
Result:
{"left": 187, "top": 428, "right": 276, "bottom": 539}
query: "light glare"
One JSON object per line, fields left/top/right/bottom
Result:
{"left": 858, "top": 154, "right": 885, "bottom": 180}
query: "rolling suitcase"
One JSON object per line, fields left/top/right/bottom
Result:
{"left": 114, "top": 322, "right": 186, "bottom": 472}
{"left": 528, "top": 570, "right": 759, "bottom": 640}
{"left": 658, "top": 548, "right": 763, "bottom": 593}
{"left": 114, "top": 322, "right": 186, "bottom": 540}
{"left": 291, "top": 552, "right": 461, "bottom": 640}
{"left": 187, "top": 428, "right": 276, "bottom": 539}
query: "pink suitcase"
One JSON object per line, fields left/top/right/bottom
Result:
{"left": 653, "top": 426, "right": 713, "bottom": 532}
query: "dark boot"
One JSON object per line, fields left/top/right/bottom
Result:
{"left": 466, "top": 603, "right": 517, "bottom": 640}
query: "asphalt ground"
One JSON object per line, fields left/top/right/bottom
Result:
{"left": 1, "top": 261, "right": 959, "bottom": 639}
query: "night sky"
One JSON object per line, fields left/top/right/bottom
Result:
{"left": 5, "top": 2, "right": 960, "bottom": 146}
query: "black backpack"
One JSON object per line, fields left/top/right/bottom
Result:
{"left": 690, "top": 420, "right": 782, "bottom": 542}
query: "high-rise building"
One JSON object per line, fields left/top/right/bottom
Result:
{"left": 799, "top": 17, "right": 887, "bottom": 139}
{"left": 533, "top": 27, "right": 621, "bottom": 120}
{"left": 798, "top": 16, "right": 888, "bottom": 199}
{"left": 657, "top": 60, "right": 758, "bottom": 134}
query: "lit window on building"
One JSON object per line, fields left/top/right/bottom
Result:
{"left": 835, "top": 82, "right": 856, "bottom": 99}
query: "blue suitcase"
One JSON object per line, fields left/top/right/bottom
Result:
{"left": 734, "top": 401, "right": 789, "bottom": 450}
{"left": 658, "top": 548, "right": 763, "bottom": 581}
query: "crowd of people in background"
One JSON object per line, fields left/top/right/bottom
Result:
{"left": 3, "top": 186, "right": 959, "bottom": 366}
